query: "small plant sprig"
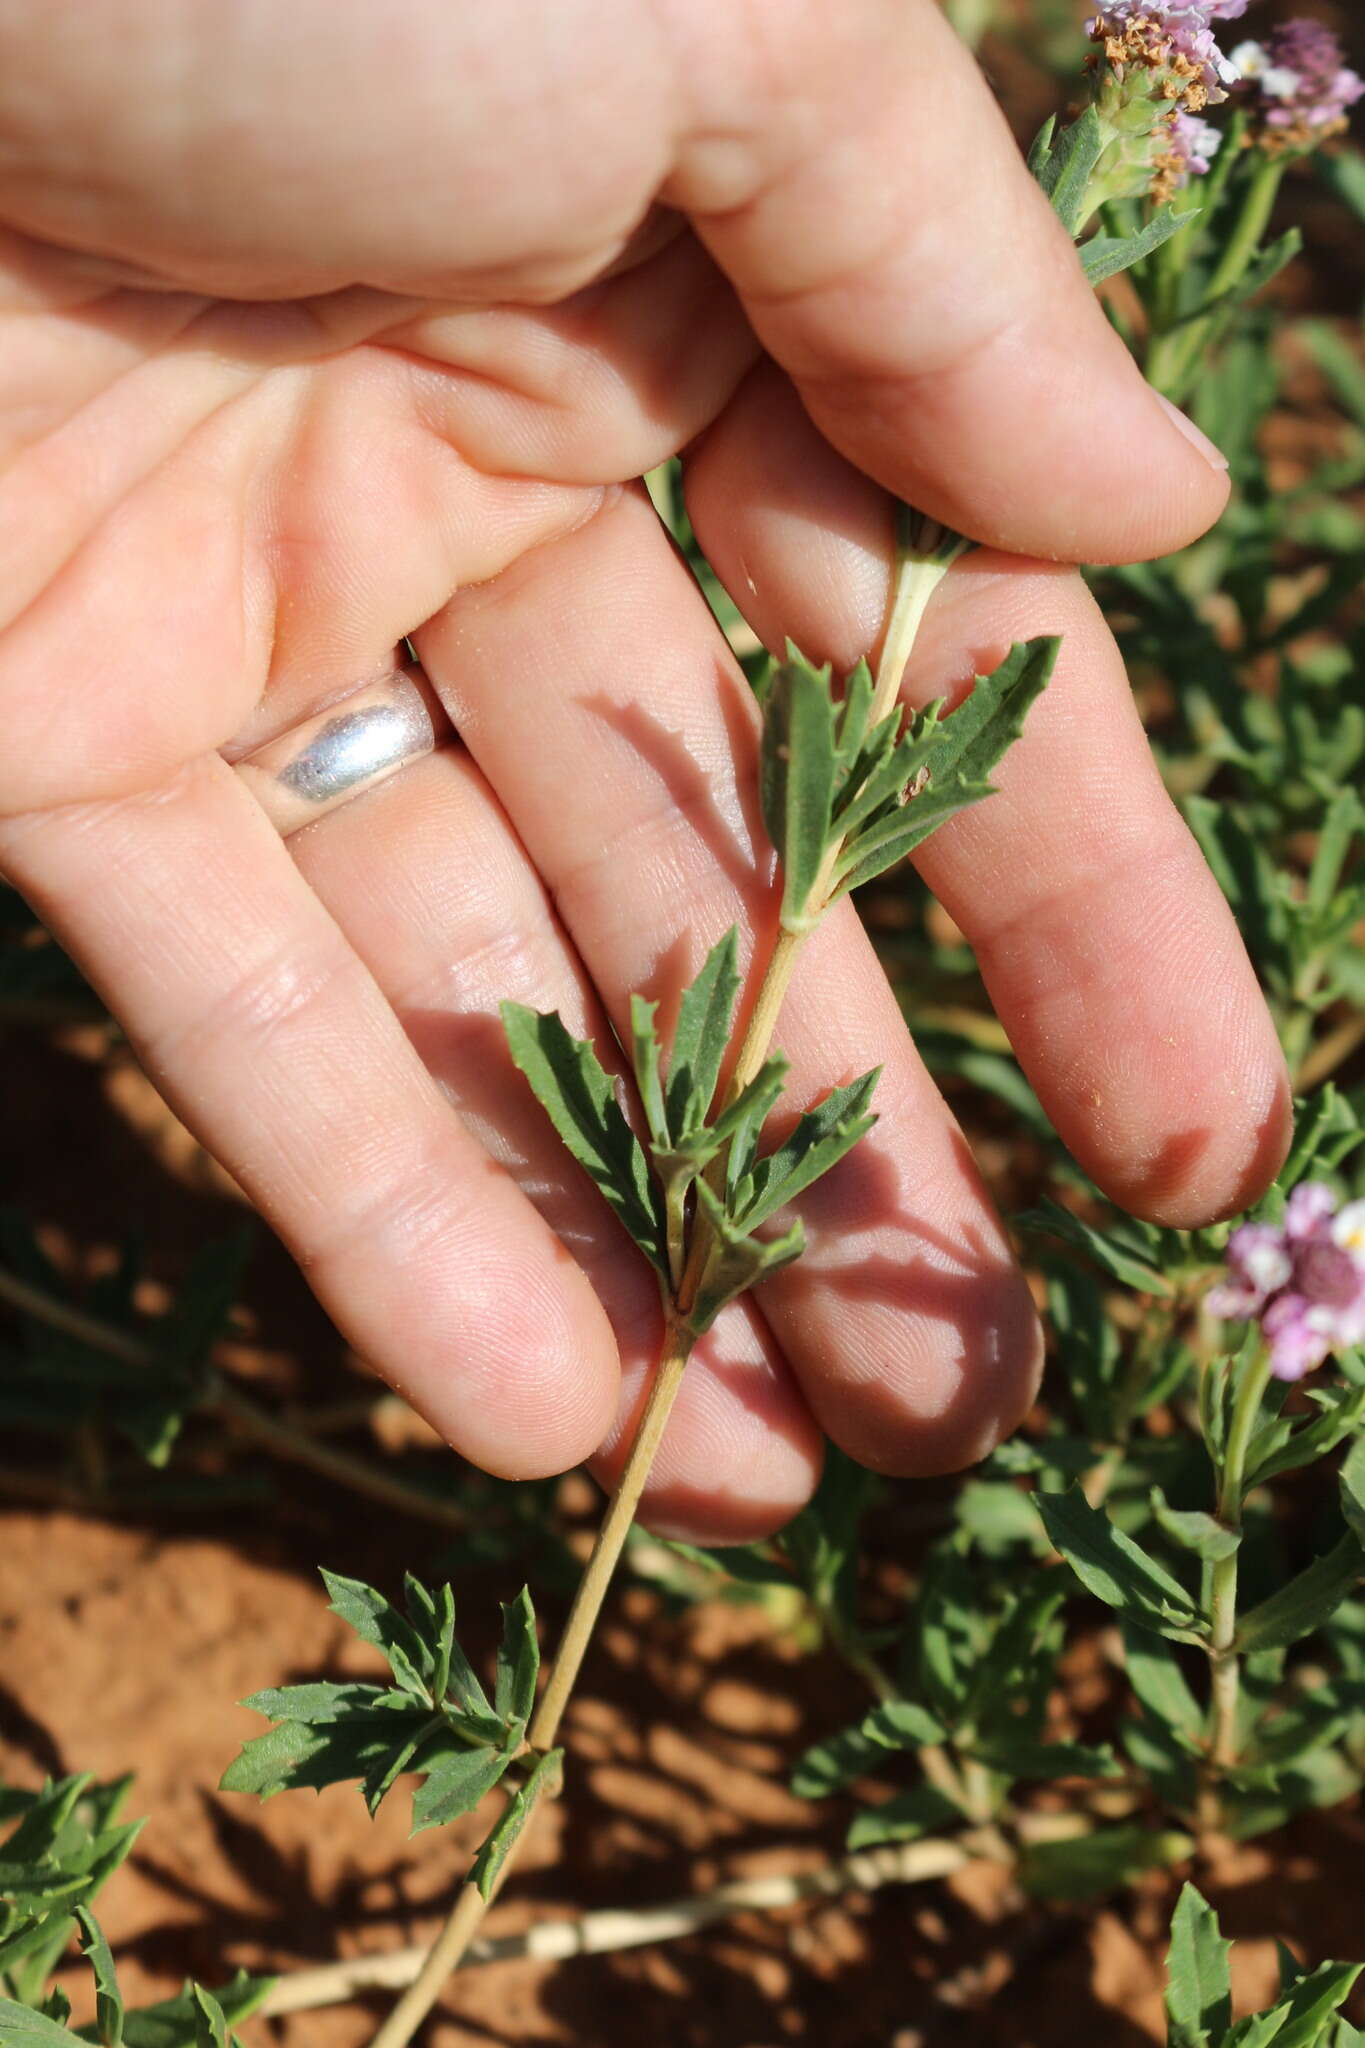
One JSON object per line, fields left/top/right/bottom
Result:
{"left": 1163, "top": 1883, "right": 1361, "bottom": 2048}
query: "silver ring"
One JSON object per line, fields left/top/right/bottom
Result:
{"left": 234, "top": 671, "right": 451, "bottom": 837}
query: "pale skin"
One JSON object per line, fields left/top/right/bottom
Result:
{"left": 0, "top": 0, "right": 1292, "bottom": 1542}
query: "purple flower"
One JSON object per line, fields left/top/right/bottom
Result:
{"left": 1232, "top": 21, "right": 1364, "bottom": 145}
{"left": 1208, "top": 1186, "right": 1365, "bottom": 1380}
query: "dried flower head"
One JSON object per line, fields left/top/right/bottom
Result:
{"left": 1151, "top": 106, "right": 1224, "bottom": 198}
{"left": 1208, "top": 1184, "right": 1365, "bottom": 1380}
{"left": 1089, "top": 0, "right": 1245, "bottom": 107}
{"left": 1232, "top": 20, "right": 1364, "bottom": 151}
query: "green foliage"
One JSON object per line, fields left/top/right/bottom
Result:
{"left": 1162, "top": 1888, "right": 1362, "bottom": 2048}
{"left": 758, "top": 638, "right": 1056, "bottom": 929}
{"left": 1036, "top": 1486, "right": 1204, "bottom": 1643}
{"left": 221, "top": 1570, "right": 539, "bottom": 1835}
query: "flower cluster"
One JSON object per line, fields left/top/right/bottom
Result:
{"left": 1088, "top": 0, "right": 1247, "bottom": 107}
{"left": 1232, "top": 21, "right": 1364, "bottom": 151}
{"left": 1209, "top": 1184, "right": 1365, "bottom": 1380}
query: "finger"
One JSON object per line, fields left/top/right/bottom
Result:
{"left": 287, "top": 738, "right": 824, "bottom": 1541}
{"left": 0, "top": 759, "right": 621, "bottom": 1477}
{"left": 666, "top": 0, "right": 1229, "bottom": 564}
{"left": 684, "top": 367, "right": 1293, "bottom": 1224}
{"left": 417, "top": 487, "right": 1043, "bottom": 1478}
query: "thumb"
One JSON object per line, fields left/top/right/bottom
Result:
{"left": 666, "top": 0, "right": 1229, "bottom": 565}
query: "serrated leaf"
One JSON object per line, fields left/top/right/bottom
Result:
{"left": 1080, "top": 206, "right": 1198, "bottom": 286}
{"left": 409, "top": 1744, "right": 510, "bottom": 1835}
{"left": 1237, "top": 1532, "right": 1365, "bottom": 1654}
{"left": 76, "top": 1908, "right": 123, "bottom": 2048}
{"left": 1166, "top": 1883, "right": 1233, "bottom": 2048}
{"left": 238, "top": 1683, "right": 415, "bottom": 1724}
{"left": 665, "top": 929, "right": 742, "bottom": 1138}
{"left": 319, "top": 1571, "right": 432, "bottom": 1697}
{"left": 1036, "top": 1487, "right": 1203, "bottom": 1641}
{"left": 470, "top": 1749, "right": 562, "bottom": 1901}
{"left": 735, "top": 1070, "right": 879, "bottom": 1229}
{"left": 759, "top": 651, "right": 841, "bottom": 928}
{"left": 493, "top": 1589, "right": 539, "bottom": 1734}
{"left": 686, "top": 1181, "right": 805, "bottom": 1335}
{"left": 219, "top": 1710, "right": 429, "bottom": 1805}
{"left": 1247, "top": 1386, "right": 1365, "bottom": 1491}
{"left": 1226, "top": 2010, "right": 1292, "bottom": 2048}
{"left": 846, "top": 1785, "right": 959, "bottom": 1852}
{"left": 500, "top": 1004, "right": 665, "bottom": 1270}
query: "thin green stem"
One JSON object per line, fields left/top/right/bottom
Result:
{"left": 1206, "top": 1348, "right": 1274, "bottom": 1780}
{"left": 1147, "top": 154, "right": 1286, "bottom": 402}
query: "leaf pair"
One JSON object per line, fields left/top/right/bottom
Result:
{"left": 759, "top": 639, "right": 1057, "bottom": 933}
{"left": 220, "top": 1571, "right": 540, "bottom": 1838}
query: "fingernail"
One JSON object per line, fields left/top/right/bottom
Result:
{"left": 1154, "top": 391, "right": 1229, "bottom": 473}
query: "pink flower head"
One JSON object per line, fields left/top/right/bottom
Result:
{"left": 1090, "top": 0, "right": 1243, "bottom": 96}
{"left": 1208, "top": 1184, "right": 1365, "bottom": 1380}
{"left": 1232, "top": 21, "right": 1364, "bottom": 145}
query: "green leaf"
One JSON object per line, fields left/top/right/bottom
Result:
{"left": 1015, "top": 1200, "right": 1172, "bottom": 1294}
{"left": 493, "top": 1590, "right": 539, "bottom": 1735}
{"left": 1029, "top": 106, "right": 1104, "bottom": 234}
{"left": 115, "top": 1978, "right": 274, "bottom": 2048}
{"left": 1225, "top": 2011, "right": 1292, "bottom": 2048}
{"left": 686, "top": 1181, "right": 804, "bottom": 1336}
{"left": 1272, "top": 1962, "right": 1365, "bottom": 2048}
{"left": 237, "top": 1683, "right": 415, "bottom": 1724}
{"left": 845, "top": 1785, "right": 959, "bottom": 1851}
{"left": 1237, "top": 1532, "right": 1365, "bottom": 1654}
{"left": 968, "top": 1738, "right": 1117, "bottom": 1782}
{"left": 470, "top": 1749, "right": 562, "bottom": 1901}
{"left": 759, "top": 650, "right": 841, "bottom": 928}
{"left": 188, "top": 1989, "right": 227, "bottom": 2048}
{"left": 1151, "top": 1489, "right": 1241, "bottom": 1563}
{"left": 628, "top": 995, "right": 669, "bottom": 1149}
{"left": 1036, "top": 1487, "right": 1203, "bottom": 1641}
{"left": 76, "top": 1908, "right": 123, "bottom": 2048}
{"left": 1019, "top": 1825, "right": 1192, "bottom": 1903}
{"left": 1247, "top": 1385, "right": 1365, "bottom": 1490}
{"left": 319, "top": 1571, "right": 433, "bottom": 1697}
{"left": 1340, "top": 1437, "right": 1365, "bottom": 1546}
{"left": 861, "top": 1701, "right": 947, "bottom": 1751}
{"left": 665, "top": 930, "right": 742, "bottom": 1138}
{"left": 500, "top": 1004, "right": 665, "bottom": 1271}
{"left": 409, "top": 1744, "right": 510, "bottom": 1835}
{"left": 1123, "top": 1628, "right": 1204, "bottom": 1745}
{"left": 735, "top": 1070, "right": 880, "bottom": 1229}
{"left": 0, "top": 2002, "right": 82, "bottom": 2046}
{"left": 832, "top": 639, "right": 1057, "bottom": 896}
{"left": 219, "top": 1703, "right": 429, "bottom": 1805}
{"left": 1165, "top": 1883, "right": 1233, "bottom": 2048}
{"left": 1080, "top": 206, "right": 1199, "bottom": 286}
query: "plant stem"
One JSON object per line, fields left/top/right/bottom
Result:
{"left": 368, "top": 534, "right": 951, "bottom": 2045}
{"left": 1147, "top": 154, "right": 1285, "bottom": 403}
{"left": 1206, "top": 1347, "right": 1274, "bottom": 1779}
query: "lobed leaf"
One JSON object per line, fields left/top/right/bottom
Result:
{"left": 1080, "top": 206, "right": 1199, "bottom": 287}
{"left": 75, "top": 1907, "right": 123, "bottom": 2048}
{"left": 493, "top": 1589, "right": 539, "bottom": 1735}
{"left": 735, "top": 1070, "right": 880, "bottom": 1230}
{"left": 1236, "top": 1532, "right": 1365, "bottom": 1655}
{"left": 409, "top": 1744, "right": 510, "bottom": 1836}
{"left": 664, "top": 930, "right": 742, "bottom": 1139}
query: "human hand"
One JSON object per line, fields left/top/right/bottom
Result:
{"left": 0, "top": 0, "right": 1290, "bottom": 1539}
